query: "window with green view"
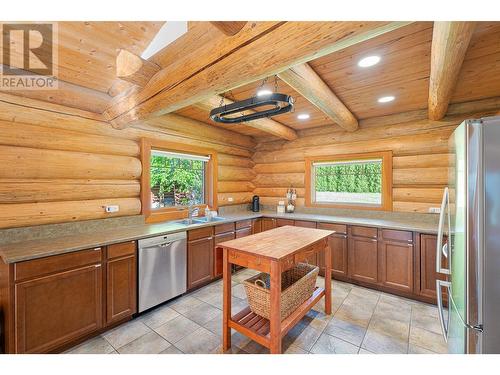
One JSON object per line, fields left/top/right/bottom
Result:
{"left": 150, "top": 150, "right": 208, "bottom": 209}
{"left": 312, "top": 159, "right": 382, "bottom": 206}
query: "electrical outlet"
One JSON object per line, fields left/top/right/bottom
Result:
{"left": 428, "top": 207, "right": 441, "bottom": 214}
{"left": 227, "top": 197, "right": 234, "bottom": 202}
{"left": 104, "top": 205, "right": 120, "bottom": 213}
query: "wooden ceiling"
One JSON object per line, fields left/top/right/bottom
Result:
{"left": 55, "top": 22, "right": 164, "bottom": 93}
{"left": 175, "top": 21, "right": 500, "bottom": 139}
{"left": 2, "top": 21, "right": 500, "bottom": 140}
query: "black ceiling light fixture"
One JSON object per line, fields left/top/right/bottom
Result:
{"left": 210, "top": 76, "right": 294, "bottom": 124}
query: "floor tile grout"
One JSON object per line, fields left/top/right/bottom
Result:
{"left": 67, "top": 273, "right": 446, "bottom": 355}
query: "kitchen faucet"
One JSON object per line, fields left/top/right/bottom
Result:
{"left": 187, "top": 204, "right": 199, "bottom": 224}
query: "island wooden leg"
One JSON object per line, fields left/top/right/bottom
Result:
{"left": 222, "top": 247, "right": 232, "bottom": 352}
{"left": 269, "top": 260, "right": 282, "bottom": 354}
{"left": 324, "top": 241, "right": 332, "bottom": 315}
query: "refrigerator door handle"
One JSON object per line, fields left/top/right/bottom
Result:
{"left": 436, "top": 279, "right": 452, "bottom": 342}
{"left": 436, "top": 187, "right": 451, "bottom": 275}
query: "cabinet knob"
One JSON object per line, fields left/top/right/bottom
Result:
{"left": 93, "top": 247, "right": 101, "bottom": 251}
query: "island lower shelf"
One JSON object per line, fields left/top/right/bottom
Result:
{"left": 229, "top": 287, "right": 325, "bottom": 348}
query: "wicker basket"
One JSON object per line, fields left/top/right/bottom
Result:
{"left": 243, "top": 263, "right": 319, "bottom": 321}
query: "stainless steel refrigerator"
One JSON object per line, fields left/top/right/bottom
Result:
{"left": 436, "top": 116, "right": 500, "bottom": 354}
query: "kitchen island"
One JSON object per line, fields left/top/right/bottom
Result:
{"left": 218, "top": 225, "right": 333, "bottom": 354}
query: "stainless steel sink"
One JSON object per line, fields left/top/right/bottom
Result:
{"left": 192, "top": 217, "right": 226, "bottom": 223}
{"left": 174, "top": 217, "right": 226, "bottom": 226}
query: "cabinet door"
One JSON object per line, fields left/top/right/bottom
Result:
{"left": 187, "top": 236, "right": 214, "bottom": 290}
{"left": 252, "top": 219, "right": 262, "bottom": 234}
{"left": 348, "top": 236, "right": 378, "bottom": 284}
{"left": 214, "top": 232, "right": 235, "bottom": 277}
{"left": 319, "top": 234, "right": 348, "bottom": 279}
{"left": 15, "top": 264, "right": 103, "bottom": 353}
{"left": 261, "top": 218, "right": 276, "bottom": 231}
{"left": 378, "top": 240, "right": 414, "bottom": 293}
{"left": 419, "top": 234, "right": 448, "bottom": 301}
{"left": 106, "top": 254, "right": 137, "bottom": 325}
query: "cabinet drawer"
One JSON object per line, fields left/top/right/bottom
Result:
{"left": 14, "top": 248, "right": 102, "bottom": 282}
{"left": 276, "top": 218, "right": 294, "bottom": 227}
{"left": 235, "top": 227, "right": 252, "bottom": 238}
{"left": 107, "top": 241, "right": 136, "bottom": 260}
{"left": 381, "top": 229, "right": 413, "bottom": 243}
{"left": 317, "top": 222, "right": 347, "bottom": 234}
{"left": 349, "top": 225, "right": 378, "bottom": 239}
{"left": 294, "top": 220, "right": 317, "bottom": 228}
{"left": 235, "top": 219, "right": 252, "bottom": 230}
{"left": 188, "top": 226, "right": 213, "bottom": 241}
{"left": 214, "top": 222, "right": 235, "bottom": 234}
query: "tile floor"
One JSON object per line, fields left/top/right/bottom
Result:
{"left": 66, "top": 268, "right": 447, "bottom": 354}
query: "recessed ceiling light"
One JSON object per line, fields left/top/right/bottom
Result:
{"left": 378, "top": 96, "right": 395, "bottom": 103}
{"left": 297, "top": 113, "right": 310, "bottom": 120}
{"left": 257, "top": 89, "right": 272, "bottom": 97}
{"left": 358, "top": 55, "right": 381, "bottom": 68}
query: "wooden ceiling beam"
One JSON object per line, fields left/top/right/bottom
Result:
{"left": 104, "top": 21, "right": 411, "bottom": 129}
{"left": 278, "top": 63, "right": 358, "bottom": 132}
{"left": 428, "top": 22, "right": 476, "bottom": 120}
{"left": 194, "top": 96, "right": 298, "bottom": 141}
{"left": 210, "top": 22, "right": 248, "bottom": 36}
{"left": 116, "top": 49, "right": 161, "bottom": 87}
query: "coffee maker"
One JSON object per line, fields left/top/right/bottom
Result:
{"left": 251, "top": 195, "right": 260, "bottom": 212}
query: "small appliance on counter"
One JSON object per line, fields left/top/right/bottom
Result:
{"left": 252, "top": 195, "right": 260, "bottom": 212}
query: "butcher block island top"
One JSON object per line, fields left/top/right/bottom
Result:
{"left": 219, "top": 225, "right": 334, "bottom": 261}
{"left": 217, "top": 225, "right": 333, "bottom": 354}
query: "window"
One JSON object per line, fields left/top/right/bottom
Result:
{"left": 150, "top": 150, "right": 208, "bottom": 209}
{"left": 141, "top": 139, "right": 217, "bottom": 223}
{"left": 305, "top": 152, "right": 392, "bottom": 211}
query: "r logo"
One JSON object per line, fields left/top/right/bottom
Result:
{"left": 2, "top": 23, "right": 54, "bottom": 76}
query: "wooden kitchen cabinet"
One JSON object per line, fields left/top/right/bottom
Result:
{"left": 252, "top": 218, "right": 262, "bottom": 234}
{"left": 261, "top": 218, "right": 276, "bottom": 231}
{"left": 214, "top": 231, "right": 235, "bottom": 277}
{"left": 236, "top": 227, "right": 252, "bottom": 238}
{"left": 294, "top": 220, "right": 318, "bottom": 265}
{"left": 276, "top": 218, "right": 294, "bottom": 227}
{"left": 317, "top": 223, "right": 348, "bottom": 279}
{"left": 378, "top": 230, "right": 414, "bottom": 293}
{"left": 348, "top": 226, "right": 379, "bottom": 285}
{"left": 188, "top": 227, "right": 214, "bottom": 290}
{"left": 14, "top": 255, "right": 103, "bottom": 353}
{"left": 105, "top": 241, "right": 137, "bottom": 326}
{"left": 417, "top": 234, "right": 448, "bottom": 302}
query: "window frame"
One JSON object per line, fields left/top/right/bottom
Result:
{"left": 140, "top": 138, "right": 218, "bottom": 223}
{"left": 304, "top": 151, "right": 393, "bottom": 211}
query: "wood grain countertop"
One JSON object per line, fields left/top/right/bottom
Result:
{"left": 217, "top": 225, "right": 333, "bottom": 261}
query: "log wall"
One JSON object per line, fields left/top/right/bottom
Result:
{"left": 0, "top": 95, "right": 255, "bottom": 229}
{"left": 251, "top": 112, "right": 487, "bottom": 213}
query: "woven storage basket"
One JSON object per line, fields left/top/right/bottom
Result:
{"left": 243, "top": 263, "right": 319, "bottom": 321}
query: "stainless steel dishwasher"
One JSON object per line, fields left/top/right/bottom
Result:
{"left": 138, "top": 231, "right": 187, "bottom": 313}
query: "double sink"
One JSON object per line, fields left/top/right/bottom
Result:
{"left": 174, "top": 216, "right": 226, "bottom": 227}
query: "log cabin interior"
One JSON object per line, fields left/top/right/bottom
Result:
{"left": 1, "top": 2, "right": 500, "bottom": 367}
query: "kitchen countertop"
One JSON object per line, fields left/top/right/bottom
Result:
{"left": 0, "top": 210, "right": 438, "bottom": 264}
